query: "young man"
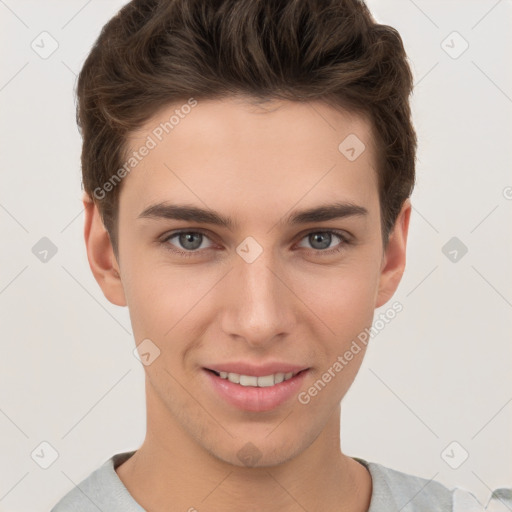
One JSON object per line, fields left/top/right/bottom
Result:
{"left": 51, "top": 0, "right": 510, "bottom": 510}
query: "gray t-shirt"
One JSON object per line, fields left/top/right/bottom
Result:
{"left": 50, "top": 451, "right": 511, "bottom": 511}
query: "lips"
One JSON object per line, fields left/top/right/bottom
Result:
{"left": 203, "top": 367, "right": 310, "bottom": 412}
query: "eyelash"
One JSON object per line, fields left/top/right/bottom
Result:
{"left": 160, "top": 229, "right": 351, "bottom": 258}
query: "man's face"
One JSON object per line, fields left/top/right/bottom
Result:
{"left": 88, "top": 97, "right": 408, "bottom": 468}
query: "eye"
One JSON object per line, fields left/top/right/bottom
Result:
{"left": 161, "top": 230, "right": 215, "bottom": 257}
{"left": 296, "top": 230, "right": 349, "bottom": 255}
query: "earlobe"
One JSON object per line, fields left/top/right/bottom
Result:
{"left": 375, "top": 199, "right": 411, "bottom": 309}
{"left": 83, "top": 194, "right": 127, "bottom": 307}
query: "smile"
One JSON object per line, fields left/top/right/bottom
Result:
{"left": 208, "top": 369, "right": 302, "bottom": 387}
{"left": 203, "top": 368, "right": 310, "bottom": 412}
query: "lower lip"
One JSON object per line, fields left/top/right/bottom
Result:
{"left": 203, "top": 369, "right": 309, "bottom": 412}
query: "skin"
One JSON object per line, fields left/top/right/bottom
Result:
{"left": 83, "top": 97, "right": 411, "bottom": 512}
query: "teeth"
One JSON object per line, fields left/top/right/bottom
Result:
{"left": 257, "top": 375, "right": 275, "bottom": 387}
{"left": 240, "top": 375, "right": 258, "bottom": 386}
{"left": 217, "top": 371, "right": 299, "bottom": 387}
{"left": 227, "top": 373, "right": 240, "bottom": 384}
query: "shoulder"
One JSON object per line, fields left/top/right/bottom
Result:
{"left": 362, "top": 459, "right": 454, "bottom": 511}
{"left": 356, "top": 458, "right": 512, "bottom": 512}
{"left": 50, "top": 461, "right": 113, "bottom": 512}
{"left": 50, "top": 451, "right": 141, "bottom": 512}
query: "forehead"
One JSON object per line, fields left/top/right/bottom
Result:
{"left": 120, "top": 97, "right": 379, "bottom": 221}
{"left": 128, "top": 97, "right": 375, "bottom": 159}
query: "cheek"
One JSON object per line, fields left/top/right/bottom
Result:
{"left": 295, "top": 257, "right": 381, "bottom": 335}
{"left": 296, "top": 267, "right": 378, "bottom": 408}
{"left": 120, "top": 250, "right": 178, "bottom": 342}
{"left": 122, "top": 257, "right": 217, "bottom": 354}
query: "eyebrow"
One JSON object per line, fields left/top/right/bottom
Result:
{"left": 137, "top": 201, "right": 368, "bottom": 230}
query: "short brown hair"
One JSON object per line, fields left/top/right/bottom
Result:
{"left": 76, "top": 0, "right": 417, "bottom": 258}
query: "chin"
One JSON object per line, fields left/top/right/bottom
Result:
{"left": 205, "top": 433, "right": 308, "bottom": 469}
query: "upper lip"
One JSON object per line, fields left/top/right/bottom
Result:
{"left": 204, "top": 362, "right": 310, "bottom": 377}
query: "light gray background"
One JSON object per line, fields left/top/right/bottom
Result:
{"left": 0, "top": 1, "right": 511, "bottom": 511}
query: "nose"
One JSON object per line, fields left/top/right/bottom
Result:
{"left": 219, "top": 247, "right": 296, "bottom": 349}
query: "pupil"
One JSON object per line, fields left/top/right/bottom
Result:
{"left": 311, "top": 232, "right": 330, "bottom": 250}
{"left": 181, "top": 232, "right": 201, "bottom": 250}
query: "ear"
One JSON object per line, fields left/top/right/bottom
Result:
{"left": 375, "top": 199, "right": 411, "bottom": 308}
{"left": 82, "top": 193, "right": 127, "bottom": 307}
